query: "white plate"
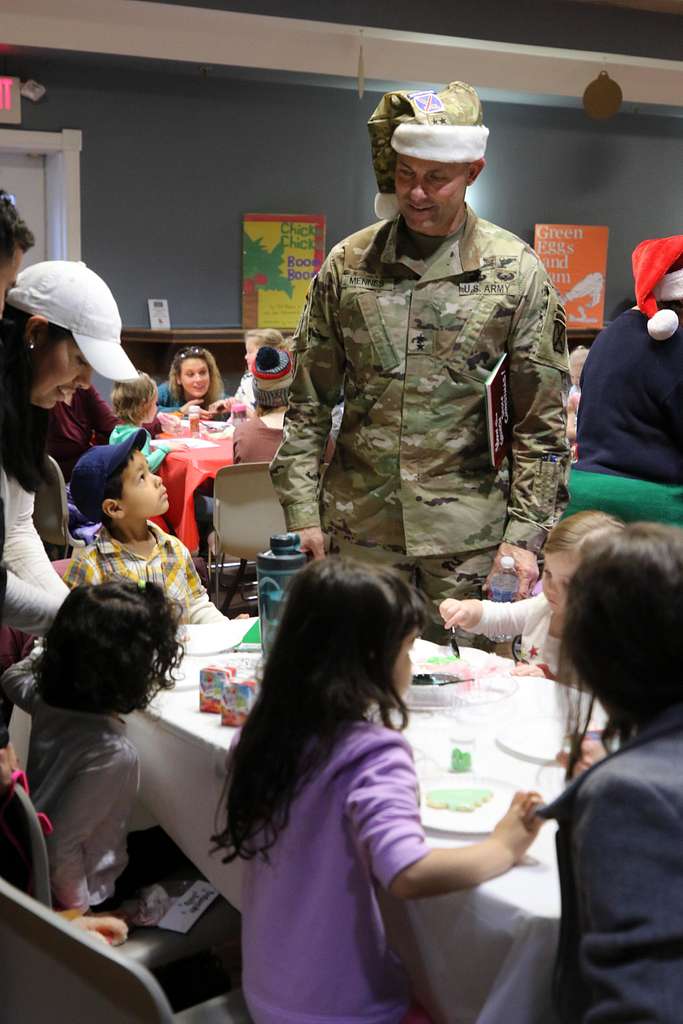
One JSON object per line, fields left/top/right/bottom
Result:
{"left": 452, "top": 674, "right": 518, "bottom": 708}
{"left": 496, "top": 715, "right": 567, "bottom": 765}
{"left": 412, "top": 639, "right": 496, "bottom": 669}
{"left": 421, "top": 776, "right": 519, "bottom": 835}
{"left": 180, "top": 624, "right": 240, "bottom": 657}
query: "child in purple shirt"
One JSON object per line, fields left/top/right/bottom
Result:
{"left": 215, "top": 560, "right": 543, "bottom": 1024}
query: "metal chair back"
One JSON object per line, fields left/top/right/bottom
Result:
{"left": 0, "top": 875, "right": 175, "bottom": 1024}
{"left": 10, "top": 782, "right": 53, "bottom": 908}
{"left": 33, "top": 455, "right": 84, "bottom": 556}
{"left": 211, "top": 462, "right": 285, "bottom": 608}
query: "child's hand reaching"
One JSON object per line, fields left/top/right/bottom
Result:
{"left": 490, "top": 791, "right": 544, "bottom": 865}
{"left": 439, "top": 598, "right": 483, "bottom": 631}
{"left": 61, "top": 911, "right": 129, "bottom": 946}
{"left": 389, "top": 790, "right": 545, "bottom": 899}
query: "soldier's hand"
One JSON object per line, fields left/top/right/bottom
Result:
{"left": 298, "top": 526, "right": 326, "bottom": 560}
{"left": 485, "top": 543, "right": 539, "bottom": 599}
{"left": 439, "top": 598, "right": 483, "bottom": 631}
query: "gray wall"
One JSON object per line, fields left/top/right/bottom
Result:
{"left": 7, "top": 54, "right": 683, "bottom": 327}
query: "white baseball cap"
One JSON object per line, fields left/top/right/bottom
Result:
{"left": 6, "top": 260, "right": 138, "bottom": 380}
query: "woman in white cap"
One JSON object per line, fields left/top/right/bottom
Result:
{"left": 1, "top": 260, "right": 138, "bottom": 635}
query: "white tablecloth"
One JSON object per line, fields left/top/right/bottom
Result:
{"left": 125, "top": 621, "right": 566, "bottom": 1024}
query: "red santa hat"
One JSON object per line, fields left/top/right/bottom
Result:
{"left": 632, "top": 235, "right": 683, "bottom": 341}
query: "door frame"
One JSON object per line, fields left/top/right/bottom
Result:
{"left": 0, "top": 127, "right": 81, "bottom": 260}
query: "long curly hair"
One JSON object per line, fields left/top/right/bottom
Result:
{"left": 167, "top": 346, "right": 222, "bottom": 407}
{"left": 36, "top": 580, "right": 183, "bottom": 714}
{"left": 212, "top": 558, "right": 426, "bottom": 864}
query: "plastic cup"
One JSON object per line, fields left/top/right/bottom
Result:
{"left": 448, "top": 722, "right": 477, "bottom": 775}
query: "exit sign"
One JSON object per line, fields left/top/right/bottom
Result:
{"left": 0, "top": 78, "right": 21, "bottom": 125}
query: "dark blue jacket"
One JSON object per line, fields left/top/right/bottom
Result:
{"left": 576, "top": 310, "right": 683, "bottom": 484}
{"left": 542, "top": 703, "right": 683, "bottom": 1023}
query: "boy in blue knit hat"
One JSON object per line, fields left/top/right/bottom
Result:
{"left": 65, "top": 431, "right": 232, "bottom": 624}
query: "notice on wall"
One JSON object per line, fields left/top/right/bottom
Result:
{"left": 242, "top": 214, "right": 325, "bottom": 330}
{"left": 147, "top": 298, "right": 171, "bottom": 330}
{"left": 534, "top": 224, "right": 609, "bottom": 328}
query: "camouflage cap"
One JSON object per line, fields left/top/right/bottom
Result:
{"left": 367, "top": 81, "right": 488, "bottom": 220}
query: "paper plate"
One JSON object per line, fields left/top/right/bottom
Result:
{"left": 180, "top": 624, "right": 240, "bottom": 658}
{"left": 411, "top": 639, "right": 497, "bottom": 670}
{"left": 420, "top": 776, "right": 519, "bottom": 835}
{"left": 496, "top": 716, "right": 567, "bottom": 765}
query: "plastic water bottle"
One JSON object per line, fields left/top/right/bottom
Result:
{"left": 488, "top": 555, "right": 519, "bottom": 642}
{"left": 188, "top": 405, "right": 201, "bottom": 436}
{"left": 256, "top": 533, "right": 307, "bottom": 654}
{"left": 229, "top": 402, "right": 248, "bottom": 429}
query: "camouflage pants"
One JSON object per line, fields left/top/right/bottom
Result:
{"left": 328, "top": 532, "right": 498, "bottom": 645}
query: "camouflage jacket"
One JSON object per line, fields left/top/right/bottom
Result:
{"left": 271, "top": 207, "right": 570, "bottom": 557}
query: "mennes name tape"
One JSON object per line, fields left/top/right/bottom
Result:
{"left": 342, "top": 271, "right": 394, "bottom": 291}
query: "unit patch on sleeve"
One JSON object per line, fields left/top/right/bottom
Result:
{"left": 407, "top": 91, "right": 446, "bottom": 113}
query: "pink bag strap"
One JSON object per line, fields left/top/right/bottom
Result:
{"left": 0, "top": 767, "right": 54, "bottom": 898}
{"left": 2, "top": 769, "right": 53, "bottom": 835}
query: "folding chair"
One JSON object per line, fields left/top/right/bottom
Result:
{"left": 8, "top": 780, "right": 53, "bottom": 907}
{"left": 0, "top": 876, "right": 252, "bottom": 1023}
{"left": 211, "top": 463, "right": 285, "bottom": 613}
{"left": 7, "top": 711, "right": 241, "bottom": 973}
{"left": 32, "top": 455, "right": 85, "bottom": 557}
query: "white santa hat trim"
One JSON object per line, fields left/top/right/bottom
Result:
{"left": 375, "top": 193, "right": 400, "bottom": 220}
{"left": 391, "top": 123, "right": 489, "bottom": 163}
{"left": 647, "top": 308, "right": 680, "bottom": 340}
{"left": 654, "top": 266, "right": 683, "bottom": 303}
{"left": 374, "top": 123, "right": 488, "bottom": 221}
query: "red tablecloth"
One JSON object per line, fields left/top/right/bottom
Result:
{"left": 158, "top": 438, "right": 233, "bottom": 551}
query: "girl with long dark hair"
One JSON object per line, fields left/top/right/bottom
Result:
{"left": 214, "top": 559, "right": 542, "bottom": 1024}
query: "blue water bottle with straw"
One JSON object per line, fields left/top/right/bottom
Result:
{"left": 256, "top": 533, "right": 306, "bottom": 655}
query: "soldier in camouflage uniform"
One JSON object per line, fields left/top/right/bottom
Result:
{"left": 271, "top": 81, "right": 570, "bottom": 640}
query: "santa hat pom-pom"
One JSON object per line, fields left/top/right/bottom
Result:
{"left": 374, "top": 192, "right": 399, "bottom": 220}
{"left": 647, "top": 308, "right": 679, "bottom": 341}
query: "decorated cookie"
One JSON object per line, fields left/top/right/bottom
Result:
{"left": 426, "top": 788, "right": 493, "bottom": 812}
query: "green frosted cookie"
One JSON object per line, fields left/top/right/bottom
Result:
{"left": 426, "top": 787, "right": 493, "bottom": 812}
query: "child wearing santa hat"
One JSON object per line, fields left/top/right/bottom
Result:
{"left": 565, "top": 235, "right": 683, "bottom": 525}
